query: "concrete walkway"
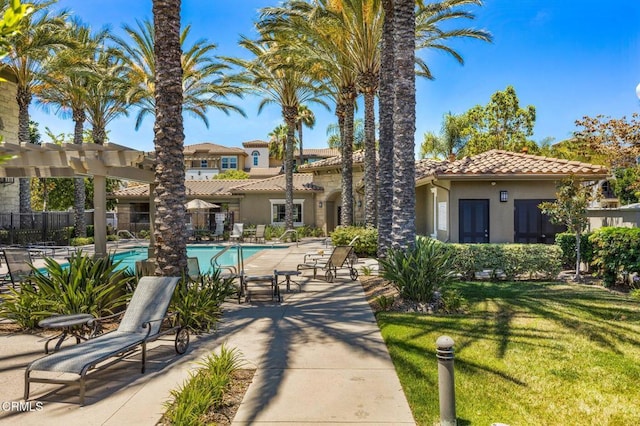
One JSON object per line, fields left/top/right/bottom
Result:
{"left": 0, "top": 240, "right": 415, "bottom": 425}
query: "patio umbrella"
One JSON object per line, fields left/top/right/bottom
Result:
{"left": 185, "top": 199, "right": 219, "bottom": 229}
{"left": 185, "top": 199, "right": 220, "bottom": 210}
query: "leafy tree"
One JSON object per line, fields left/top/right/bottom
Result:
{"left": 612, "top": 166, "right": 640, "bottom": 205}
{"left": 574, "top": 113, "right": 640, "bottom": 169}
{"left": 213, "top": 170, "right": 249, "bottom": 180}
{"left": 539, "top": 176, "right": 597, "bottom": 280}
{"left": 461, "top": 85, "right": 536, "bottom": 155}
{"left": 152, "top": 0, "right": 187, "bottom": 276}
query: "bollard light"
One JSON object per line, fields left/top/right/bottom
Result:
{"left": 436, "top": 335, "right": 456, "bottom": 426}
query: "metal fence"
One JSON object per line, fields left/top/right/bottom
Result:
{"left": 0, "top": 211, "right": 93, "bottom": 245}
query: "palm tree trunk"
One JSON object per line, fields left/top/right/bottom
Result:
{"left": 284, "top": 106, "right": 297, "bottom": 230}
{"left": 17, "top": 85, "right": 31, "bottom": 227}
{"left": 73, "top": 108, "right": 87, "bottom": 237}
{"left": 297, "top": 122, "right": 304, "bottom": 166}
{"left": 153, "top": 0, "right": 187, "bottom": 276}
{"left": 363, "top": 88, "right": 378, "bottom": 227}
{"left": 377, "top": 0, "right": 395, "bottom": 257}
{"left": 391, "top": 0, "right": 416, "bottom": 249}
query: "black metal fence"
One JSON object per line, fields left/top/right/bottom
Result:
{"left": 0, "top": 211, "right": 93, "bottom": 245}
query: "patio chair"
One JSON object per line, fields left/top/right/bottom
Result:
{"left": 186, "top": 256, "right": 202, "bottom": 283}
{"left": 229, "top": 223, "right": 244, "bottom": 242}
{"left": 253, "top": 224, "right": 266, "bottom": 243}
{"left": 2, "top": 247, "right": 34, "bottom": 288}
{"left": 297, "top": 245, "right": 359, "bottom": 283}
{"left": 24, "top": 276, "right": 189, "bottom": 405}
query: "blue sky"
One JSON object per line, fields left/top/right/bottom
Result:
{"left": 30, "top": 0, "right": 640, "bottom": 154}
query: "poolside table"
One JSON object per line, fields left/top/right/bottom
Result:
{"left": 275, "top": 270, "right": 301, "bottom": 293}
{"left": 38, "top": 313, "right": 94, "bottom": 354}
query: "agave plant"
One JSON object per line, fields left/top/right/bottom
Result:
{"left": 379, "top": 237, "right": 454, "bottom": 304}
{"left": 28, "top": 251, "right": 134, "bottom": 317}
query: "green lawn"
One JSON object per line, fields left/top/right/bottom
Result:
{"left": 377, "top": 281, "right": 640, "bottom": 426}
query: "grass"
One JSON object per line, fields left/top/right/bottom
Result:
{"left": 377, "top": 280, "right": 640, "bottom": 426}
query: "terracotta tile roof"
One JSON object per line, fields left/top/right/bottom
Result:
{"left": 415, "top": 150, "right": 608, "bottom": 181}
{"left": 184, "top": 142, "right": 246, "bottom": 156}
{"left": 298, "top": 150, "right": 367, "bottom": 171}
{"left": 231, "top": 173, "right": 323, "bottom": 192}
{"left": 114, "top": 179, "right": 249, "bottom": 197}
{"left": 294, "top": 148, "right": 341, "bottom": 158}
{"left": 242, "top": 140, "right": 269, "bottom": 148}
{"left": 247, "top": 167, "right": 282, "bottom": 178}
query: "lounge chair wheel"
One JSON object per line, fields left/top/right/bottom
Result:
{"left": 350, "top": 268, "right": 358, "bottom": 281}
{"left": 175, "top": 327, "right": 189, "bottom": 354}
{"left": 325, "top": 270, "right": 334, "bottom": 283}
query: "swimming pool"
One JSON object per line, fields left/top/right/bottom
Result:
{"left": 113, "top": 245, "right": 283, "bottom": 275}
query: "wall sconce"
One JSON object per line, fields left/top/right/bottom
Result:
{"left": 318, "top": 201, "right": 323, "bottom": 208}
{"left": 499, "top": 190, "right": 508, "bottom": 202}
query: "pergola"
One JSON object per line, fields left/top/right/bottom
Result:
{"left": 0, "top": 142, "right": 156, "bottom": 257}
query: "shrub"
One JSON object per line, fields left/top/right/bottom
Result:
{"left": 70, "top": 236, "right": 94, "bottom": 246}
{"left": 590, "top": 227, "right": 640, "bottom": 287}
{"left": 448, "top": 243, "right": 562, "bottom": 281}
{"left": 374, "top": 295, "right": 395, "bottom": 311}
{"left": 379, "top": 237, "right": 454, "bottom": 304}
{"left": 28, "top": 252, "right": 133, "bottom": 317}
{"left": 555, "top": 232, "right": 594, "bottom": 269}
{"left": 438, "top": 289, "right": 468, "bottom": 314}
{"left": 171, "top": 271, "right": 237, "bottom": 333}
{"left": 330, "top": 226, "right": 378, "bottom": 257}
{"left": 162, "top": 344, "right": 245, "bottom": 426}
{"left": 0, "top": 252, "right": 134, "bottom": 328}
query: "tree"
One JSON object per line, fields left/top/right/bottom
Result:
{"left": 462, "top": 85, "right": 536, "bottom": 155}
{"left": 233, "top": 33, "right": 327, "bottom": 229}
{"left": 295, "top": 104, "right": 314, "bottom": 165}
{"left": 3, "top": 1, "right": 69, "bottom": 225}
{"left": 574, "top": 113, "right": 640, "bottom": 170}
{"left": 612, "top": 166, "right": 640, "bottom": 205}
{"left": 114, "top": 19, "right": 246, "bottom": 130}
{"left": 326, "top": 118, "right": 364, "bottom": 150}
{"left": 36, "top": 19, "right": 109, "bottom": 237}
{"left": 539, "top": 176, "right": 597, "bottom": 281}
{"left": 213, "top": 169, "right": 249, "bottom": 180}
{"left": 419, "top": 112, "right": 469, "bottom": 159}
{"left": 390, "top": 0, "right": 416, "bottom": 249}
{"left": 268, "top": 123, "right": 289, "bottom": 162}
{"left": 0, "top": 0, "right": 32, "bottom": 59}
{"left": 153, "top": 0, "right": 187, "bottom": 276}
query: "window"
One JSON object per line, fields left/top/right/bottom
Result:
{"left": 200, "top": 159, "right": 208, "bottom": 168}
{"left": 221, "top": 156, "right": 237, "bottom": 170}
{"left": 270, "top": 199, "right": 304, "bottom": 225}
{"left": 252, "top": 150, "right": 260, "bottom": 166}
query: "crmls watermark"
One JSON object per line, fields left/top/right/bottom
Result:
{"left": 1, "top": 401, "right": 44, "bottom": 412}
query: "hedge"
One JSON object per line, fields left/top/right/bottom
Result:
{"left": 555, "top": 232, "right": 594, "bottom": 269}
{"left": 589, "top": 227, "right": 640, "bottom": 287}
{"left": 446, "top": 243, "right": 562, "bottom": 281}
{"left": 330, "top": 226, "right": 378, "bottom": 257}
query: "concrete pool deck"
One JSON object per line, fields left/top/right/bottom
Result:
{"left": 0, "top": 239, "right": 415, "bottom": 425}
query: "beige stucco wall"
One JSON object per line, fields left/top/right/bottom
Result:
{"left": 309, "top": 168, "right": 365, "bottom": 234}
{"left": 448, "top": 179, "right": 559, "bottom": 243}
{"left": 0, "top": 180, "right": 19, "bottom": 213}
{"left": 587, "top": 209, "right": 640, "bottom": 230}
{"left": 237, "top": 192, "right": 317, "bottom": 227}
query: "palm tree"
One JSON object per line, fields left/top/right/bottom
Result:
{"left": 152, "top": 0, "right": 187, "bottom": 276}
{"left": 35, "top": 19, "right": 109, "bottom": 237}
{"left": 114, "top": 19, "right": 246, "bottom": 130}
{"left": 390, "top": 0, "right": 416, "bottom": 249}
{"left": 258, "top": 0, "right": 358, "bottom": 226}
{"left": 295, "top": 104, "right": 315, "bottom": 165}
{"left": 377, "top": 0, "right": 394, "bottom": 256}
{"left": 327, "top": 118, "right": 364, "bottom": 150}
{"left": 268, "top": 123, "right": 289, "bottom": 162}
{"left": 2, "top": 2, "right": 69, "bottom": 225}
{"left": 233, "top": 33, "right": 328, "bottom": 229}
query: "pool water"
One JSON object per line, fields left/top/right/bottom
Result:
{"left": 113, "top": 245, "right": 281, "bottom": 275}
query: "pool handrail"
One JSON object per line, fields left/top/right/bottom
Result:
{"left": 209, "top": 245, "right": 237, "bottom": 275}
